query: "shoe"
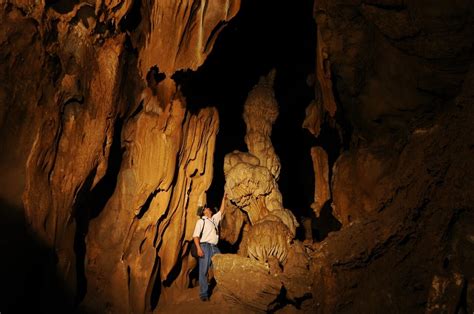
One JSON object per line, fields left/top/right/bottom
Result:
{"left": 200, "top": 296, "right": 209, "bottom": 302}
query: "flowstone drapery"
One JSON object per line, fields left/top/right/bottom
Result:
{"left": 4, "top": 1, "right": 240, "bottom": 312}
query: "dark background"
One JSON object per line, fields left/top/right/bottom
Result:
{"left": 174, "top": 0, "right": 317, "bottom": 213}
{"left": 174, "top": 0, "right": 341, "bottom": 239}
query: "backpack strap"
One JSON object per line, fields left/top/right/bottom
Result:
{"left": 199, "top": 218, "right": 205, "bottom": 238}
{"left": 209, "top": 219, "right": 218, "bottom": 234}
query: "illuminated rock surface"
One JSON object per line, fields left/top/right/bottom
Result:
{"left": 1, "top": 0, "right": 473, "bottom": 313}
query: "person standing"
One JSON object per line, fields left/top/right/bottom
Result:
{"left": 193, "top": 194, "right": 226, "bottom": 301}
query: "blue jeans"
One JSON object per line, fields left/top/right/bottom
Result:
{"left": 199, "top": 242, "right": 220, "bottom": 298}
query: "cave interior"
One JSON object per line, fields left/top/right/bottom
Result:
{"left": 0, "top": 0, "right": 473, "bottom": 312}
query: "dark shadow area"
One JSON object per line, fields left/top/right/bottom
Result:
{"left": 73, "top": 118, "right": 124, "bottom": 305}
{"left": 173, "top": 0, "right": 319, "bottom": 218}
{"left": 149, "top": 259, "right": 161, "bottom": 310}
{"left": 312, "top": 201, "right": 342, "bottom": 241}
{"left": 0, "top": 198, "right": 74, "bottom": 313}
{"left": 119, "top": 0, "right": 142, "bottom": 33}
{"left": 45, "top": 0, "right": 77, "bottom": 14}
{"left": 88, "top": 119, "right": 124, "bottom": 220}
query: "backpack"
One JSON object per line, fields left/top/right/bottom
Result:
{"left": 190, "top": 218, "right": 205, "bottom": 258}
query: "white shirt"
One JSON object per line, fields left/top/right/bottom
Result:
{"left": 192, "top": 211, "right": 222, "bottom": 245}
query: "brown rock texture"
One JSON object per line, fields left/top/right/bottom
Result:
{"left": 213, "top": 70, "right": 310, "bottom": 310}
{"left": 219, "top": 199, "right": 247, "bottom": 245}
{"left": 1, "top": 0, "right": 239, "bottom": 312}
{"left": 83, "top": 105, "right": 219, "bottom": 312}
{"left": 2, "top": 0, "right": 474, "bottom": 312}
{"left": 315, "top": 27, "right": 337, "bottom": 118}
{"left": 301, "top": 0, "right": 474, "bottom": 312}
{"left": 224, "top": 71, "right": 297, "bottom": 235}
{"left": 302, "top": 100, "right": 323, "bottom": 138}
{"left": 307, "top": 82, "right": 474, "bottom": 313}
{"left": 425, "top": 273, "right": 465, "bottom": 314}
{"left": 307, "top": 41, "right": 474, "bottom": 314}
{"left": 330, "top": 147, "right": 395, "bottom": 226}
{"left": 310, "top": 146, "right": 330, "bottom": 218}
{"left": 138, "top": 0, "right": 241, "bottom": 77}
{"left": 213, "top": 254, "right": 282, "bottom": 313}
{"left": 246, "top": 219, "right": 292, "bottom": 264}
{"left": 243, "top": 70, "right": 281, "bottom": 179}
{"left": 314, "top": 0, "right": 474, "bottom": 143}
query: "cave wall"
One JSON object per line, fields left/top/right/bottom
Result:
{"left": 0, "top": 0, "right": 239, "bottom": 312}
{"left": 309, "top": 0, "right": 474, "bottom": 312}
{"left": 1, "top": 0, "right": 473, "bottom": 312}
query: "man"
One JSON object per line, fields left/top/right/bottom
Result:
{"left": 193, "top": 194, "right": 226, "bottom": 301}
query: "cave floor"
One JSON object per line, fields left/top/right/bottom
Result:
{"left": 156, "top": 286, "right": 250, "bottom": 314}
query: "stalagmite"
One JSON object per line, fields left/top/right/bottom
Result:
{"left": 243, "top": 69, "right": 281, "bottom": 179}
{"left": 224, "top": 71, "right": 297, "bottom": 234}
{"left": 214, "top": 70, "right": 307, "bottom": 309}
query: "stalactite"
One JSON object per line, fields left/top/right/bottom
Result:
{"left": 310, "top": 146, "right": 330, "bottom": 218}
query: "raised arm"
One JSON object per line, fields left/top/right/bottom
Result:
{"left": 218, "top": 193, "right": 227, "bottom": 214}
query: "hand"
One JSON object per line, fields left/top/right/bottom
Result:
{"left": 197, "top": 248, "right": 204, "bottom": 258}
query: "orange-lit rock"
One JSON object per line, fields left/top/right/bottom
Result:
{"left": 315, "top": 27, "right": 337, "bottom": 117}
{"left": 224, "top": 71, "right": 297, "bottom": 234}
{"left": 246, "top": 219, "right": 292, "bottom": 264}
{"left": 2, "top": 0, "right": 474, "bottom": 312}
{"left": 213, "top": 254, "right": 282, "bottom": 312}
{"left": 139, "top": 0, "right": 241, "bottom": 77}
{"left": 330, "top": 147, "right": 395, "bottom": 226}
{"left": 302, "top": 100, "right": 323, "bottom": 137}
{"left": 310, "top": 146, "right": 330, "bottom": 218}
{"left": 219, "top": 199, "right": 247, "bottom": 245}
{"left": 83, "top": 102, "right": 219, "bottom": 312}
{"left": 2, "top": 0, "right": 239, "bottom": 311}
{"left": 308, "top": 70, "right": 474, "bottom": 312}
{"left": 24, "top": 27, "right": 126, "bottom": 305}
{"left": 243, "top": 69, "right": 281, "bottom": 179}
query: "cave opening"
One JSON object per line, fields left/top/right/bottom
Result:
{"left": 174, "top": 0, "right": 342, "bottom": 242}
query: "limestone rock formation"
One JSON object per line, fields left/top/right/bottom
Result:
{"left": 219, "top": 199, "right": 247, "bottom": 245}
{"left": 243, "top": 70, "right": 281, "bottom": 179}
{"left": 315, "top": 27, "right": 337, "bottom": 118}
{"left": 310, "top": 95, "right": 474, "bottom": 311}
{"left": 2, "top": 0, "right": 474, "bottom": 312}
{"left": 314, "top": 0, "right": 474, "bottom": 143}
{"left": 213, "top": 254, "right": 282, "bottom": 313}
{"left": 306, "top": 55, "right": 474, "bottom": 314}
{"left": 280, "top": 241, "right": 313, "bottom": 302}
{"left": 223, "top": 71, "right": 297, "bottom": 234}
{"left": 330, "top": 148, "right": 395, "bottom": 226}
{"left": 298, "top": 0, "right": 474, "bottom": 312}
{"left": 425, "top": 273, "right": 465, "bottom": 314}
{"left": 310, "top": 146, "right": 330, "bottom": 218}
{"left": 246, "top": 219, "right": 292, "bottom": 264}
{"left": 138, "top": 0, "right": 241, "bottom": 77}
{"left": 302, "top": 100, "right": 323, "bottom": 138}
{"left": 214, "top": 71, "right": 305, "bottom": 310}
{"left": 1, "top": 0, "right": 240, "bottom": 312}
{"left": 83, "top": 105, "right": 220, "bottom": 312}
